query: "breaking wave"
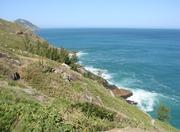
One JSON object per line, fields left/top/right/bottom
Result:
{"left": 84, "top": 66, "right": 112, "bottom": 81}
{"left": 76, "top": 51, "right": 88, "bottom": 58}
{"left": 77, "top": 50, "right": 159, "bottom": 112}
{"left": 127, "top": 88, "right": 158, "bottom": 112}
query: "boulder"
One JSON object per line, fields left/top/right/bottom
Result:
{"left": 110, "top": 87, "right": 133, "bottom": 99}
{"left": 10, "top": 72, "right": 20, "bottom": 80}
{"left": 0, "top": 52, "right": 7, "bottom": 58}
{"left": 77, "top": 66, "right": 87, "bottom": 75}
{"left": 16, "top": 31, "right": 23, "bottom": 35}
{"left": 62, "top": 63, "right": 70, "bottom": 69}
{"left": 52, "top": 68, "right": 63, "bottom": 74}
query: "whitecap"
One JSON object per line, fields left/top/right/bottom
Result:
{"left": 76, "top": 51, "right": 88, "bottom": 58}
{"left": 127, "top": 88, "right": 158, "bottom": 112}
{"left": 84, "top": 66, "right": 112, "bottom": 80}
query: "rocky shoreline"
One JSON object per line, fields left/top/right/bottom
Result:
{"left": 76, "top": 64, "right": 137, "bottom": 105}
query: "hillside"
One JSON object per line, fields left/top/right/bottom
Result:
{"left": 14, "top": 19, "right": 38, "bottom": 31}
{"left": 0, "top": 18, "right": 179, "bottom": 132}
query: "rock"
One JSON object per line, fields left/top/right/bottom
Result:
{"left": 9, "top": 59, "right": 21, "bottom": 66}
{"left": 62, "top": 63, "right": 70, "bottom": 69}
{"left": 16, "top": 31, "right": 23, "bottom": 35}
{"left": 13, "top": 60, "right": 21, "bottom": 66}
{"left": 52, "top": 65, "right": 81, "bottom": 81}
{"left": 69, "top": 71, "right": 82, "bottom": 81}
{"left": 62, "top": 73, "right": 70, "bottom": 82}
{"left": 0, "top": 52, "right": 7, "bottom": 58}
{"left": 84, "top": 94, "right": 93, "bottom": 103}
{"left": 52, "top": 68, "right": 63, "bottom": 73}
{"left": 126, "top": 100, "right": 138, "bottom": 105}
{"left": 10, "top": 72, "right": 20, "bottom": 80}
{"left": 77, "top": 66, "right": 87, "bottom": 75}
{"left": 110, "top": 87, "right": 133, "bottom": 99}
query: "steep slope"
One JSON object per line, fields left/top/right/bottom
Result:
{"left": 0, "top": 18, "right": 179, "bottom": 132}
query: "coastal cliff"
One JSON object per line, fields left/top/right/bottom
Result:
{"left": 0, "top": 18, "right": 178, "bottom": 132}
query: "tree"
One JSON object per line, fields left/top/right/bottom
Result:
{"left": 157, "top": 103, "right": 170, "bottom": 122}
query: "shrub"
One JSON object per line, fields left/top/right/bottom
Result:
{"left": 83, "top": 72, "right": 91, "bottom": 78}
{"left": 72, "top": 102, "right": 116, "bottom": 121}
{"left": 0, "top": 89, "right": 75, "bottom": 131}
{"left": 70, "top": 63, "right": 78, "bottom": 71}
{"left": 157, "top": 103, "right": 170, "bottom": 122}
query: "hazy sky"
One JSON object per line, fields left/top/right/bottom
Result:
{"left": 1, "top": 0, "right": 180, "bottom": 28}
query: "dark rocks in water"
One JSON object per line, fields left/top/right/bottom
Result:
{"left": 126, "top": 100, "right": 138, "bottom": 105}
{"left": 10, "top": 72, "right": 20, "bottom": 80}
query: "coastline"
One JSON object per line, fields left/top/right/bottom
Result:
{"left": 0, "top": 18, "right": 179, "bottom": 131}
{"left": 74, "top": 51, "right": 137, "bottom": 105}
{"left": 74, "top": 50, "right": 161, "bottom": 112}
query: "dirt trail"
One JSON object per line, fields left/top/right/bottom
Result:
{"left": 106, "top": 128, "right": 146, "bottom": 132}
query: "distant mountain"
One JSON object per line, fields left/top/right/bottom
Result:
{"left": 14, "top": 19, "right": 38, "bottom": 31}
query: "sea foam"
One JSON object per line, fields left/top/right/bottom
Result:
{"left": 127, "top": 88, "right": 158, "bottom": 112}
{"left": 84, "top": 66, "right": 112, "bottom": 80}
{"left": 76, "top": 51, "right": 88, "bottom": 58}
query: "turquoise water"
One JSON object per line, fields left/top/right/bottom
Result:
{"left": 37, "top": 28, "right": 180, "bottom": 128}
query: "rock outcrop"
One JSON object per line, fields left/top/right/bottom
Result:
{"left": 126, "top": 100, "right": 138, "bottom": 105}
{"left": 10, "top": 72, "right": 20, "bottom": 80}
{"left": 110, "top": 87, "right": 133, "bottom": 99}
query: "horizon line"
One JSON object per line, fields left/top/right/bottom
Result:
{"left": 38, "top": 27, "right": 180, "bottom": 30}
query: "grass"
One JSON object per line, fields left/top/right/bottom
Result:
{"left": 0, "top": 18, "right": 179, "bottom": 132}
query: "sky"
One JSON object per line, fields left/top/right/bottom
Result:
{"left": 1, "top": 0, "right": 180, "bottom": 28}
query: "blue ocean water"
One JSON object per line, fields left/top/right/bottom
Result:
{"left": 37, "top": 28, "right": 180, "bottom": 129}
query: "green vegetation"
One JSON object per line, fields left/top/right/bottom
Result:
{"left": 73, "top": 102, "right": 116, "bottom": 121}
{"left": 157, "top": 103, "right": 170, "bottom": 122}
{"left": 23, "top": 35, "right": 77, "bottom": 65}
{"left": 0, "top": 87, "right": 74, "bottom": 132}
{"left": 0, "top": 18, "right": 179, "bottom": 132}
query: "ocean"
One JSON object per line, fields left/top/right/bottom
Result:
{"left": 37, "top": 28, "right": 180, "bottom": 128}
